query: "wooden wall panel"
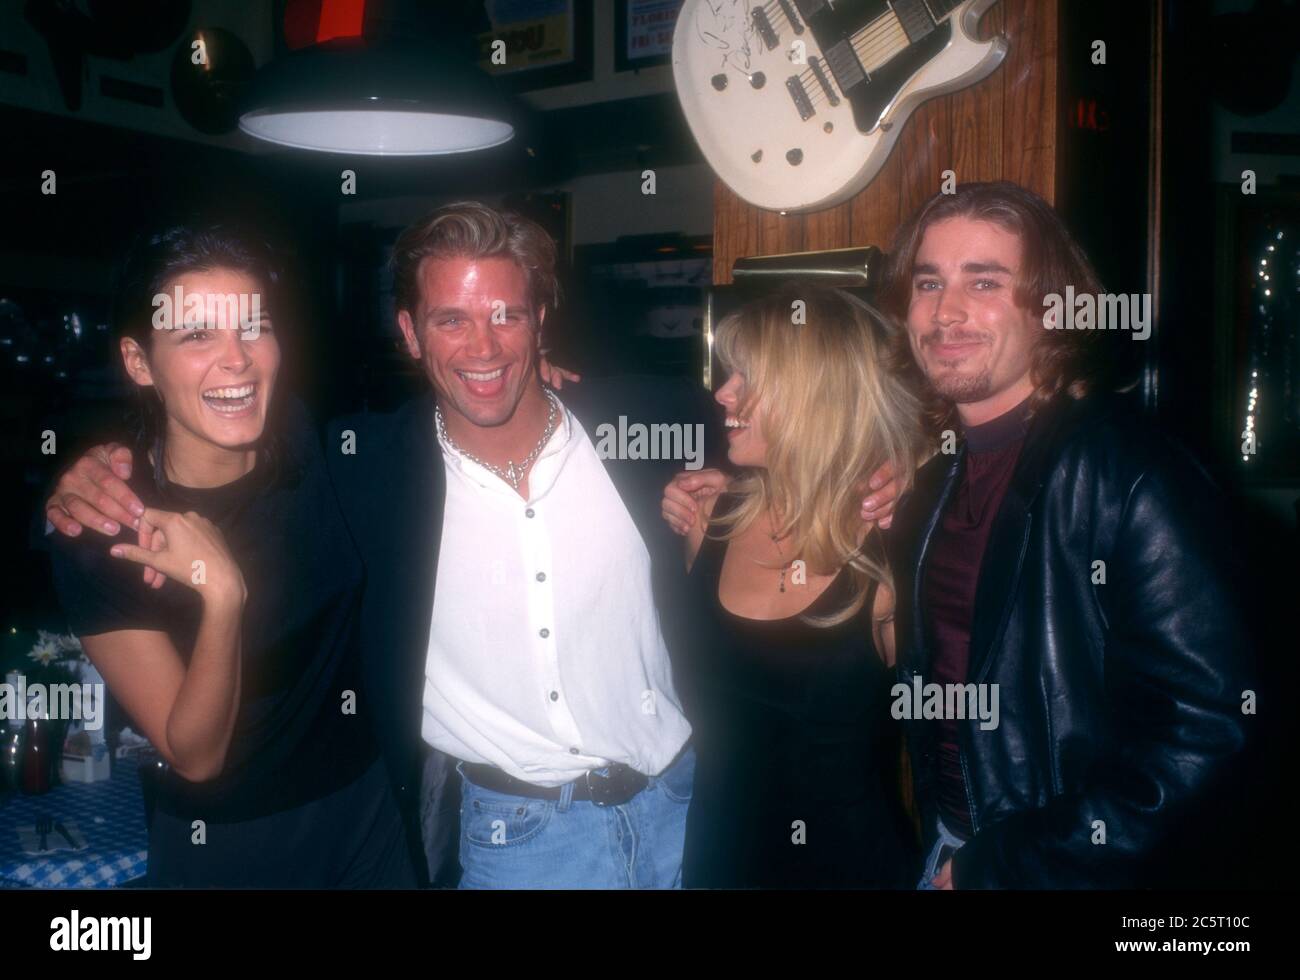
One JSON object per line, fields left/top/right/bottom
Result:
{"left": 711, "top": 0, "right": 1058, "bottom": 284}
{"left": 1000, "top": 0, "right": 1058, "bottom": 196}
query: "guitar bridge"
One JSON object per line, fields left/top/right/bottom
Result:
{"left": 785, "top": 76, "right": 814, "bottom": 120}
{"left": 751, "top": 8, "right": 779, "bottom": 51}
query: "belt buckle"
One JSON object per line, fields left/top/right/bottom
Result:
{"left": 585, "top": 765, "right": 638, "bottom": 807}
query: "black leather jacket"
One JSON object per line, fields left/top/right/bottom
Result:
{"left": 888, "top": 391, "right": 1255, "bottom": 888}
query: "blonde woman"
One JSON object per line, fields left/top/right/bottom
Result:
{"left": 663, "top": 285, "right": 927, "bottom": 888}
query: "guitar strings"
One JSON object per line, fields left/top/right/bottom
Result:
{"left": 723, "top": 2, "right": 962, "bottom": 120}
{"left": 763, "top": 0, "right": 917, "bottom": 69}
{"left": 804, "top": 27, "right": 908, "bottom": 107}
{"left": 754, "top": 3, "right": 911, "bottom": 110}
{"left": 766, "top": 3, "right": 902, "bottom": 76}
{"left": 763, "top": 1, "right": 789, "bottom": 24}
{"left": 764, "top": 1, "right": 792, "bottom": 36}
{"left": 854, "top": 22, "right": 910, "bottom": 71}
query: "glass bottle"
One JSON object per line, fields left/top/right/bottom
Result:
{"left": 1, "top": 723, "right": 23, "bottom": 792}
{"left": 21, "top": 716, "right": 49, "bottom": 795}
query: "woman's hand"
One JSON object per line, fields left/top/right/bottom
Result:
{"left": 539, "top": 355, "right": 581, "bottom": 390}
{"left": 110, "top": 508, "right": 245, "bottom": 606}
{"left": 662, "top": 468, "right": 729, "bottom": 536}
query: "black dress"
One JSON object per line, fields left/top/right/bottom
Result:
{"left": 681, "top": 495, "right": 917, "bottom": 889}
{"left": 48, "top": 401, "right": 415, "bottom": 887}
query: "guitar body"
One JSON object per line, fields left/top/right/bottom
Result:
{"left": 673, "top": 0, "right": 1008, "bottom": 212}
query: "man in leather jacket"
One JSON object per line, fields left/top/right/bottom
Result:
{"left": 880, "top": 181, "right": 1255, "bottom": 889}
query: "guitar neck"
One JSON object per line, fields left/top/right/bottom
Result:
{"left": 846, "top": 0, "right": 966, "bottom": 74}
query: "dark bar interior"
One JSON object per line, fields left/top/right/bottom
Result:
{"left": 0, "top": 0, "right": 1295, "bottom": 954}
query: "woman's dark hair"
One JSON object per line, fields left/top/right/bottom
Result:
{"left": 113, "top": 220, "right": 289, "bottom": 489}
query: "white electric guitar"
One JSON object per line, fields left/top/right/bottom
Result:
{"left": 672, "top": 0, "right": 1008, "bottom": 212}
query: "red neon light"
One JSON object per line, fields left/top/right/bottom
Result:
{"left": 316, "top": 0, "right": 366, "bottom": 43}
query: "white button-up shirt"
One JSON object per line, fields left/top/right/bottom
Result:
{"left": 420, "top": 396, "right": 692, "bottom": 786}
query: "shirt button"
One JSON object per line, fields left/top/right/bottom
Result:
{"left": 525, "top": 508, "right": 535, "bottom": 518}
{"left": 550, "top": 691, "right": 559, "bottom": 702}
{"left": 536, "top": 572, "right": 546, "bottom": 583}
{"left": 539, "top": 628, "right": 550, "bottom": 639}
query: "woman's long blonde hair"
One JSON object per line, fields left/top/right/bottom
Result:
{"left": 712, "top": 285, "right": 928, "bottom": 627}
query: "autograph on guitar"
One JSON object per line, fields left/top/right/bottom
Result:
{"left": 672, "top": 0, "right": 1008, "bottom": 212}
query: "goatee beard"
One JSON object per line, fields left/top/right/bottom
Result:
{"left": 929, "top": 369, "right": 993, "bottom": 404}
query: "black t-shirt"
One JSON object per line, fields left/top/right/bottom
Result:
{"left": 48, "top": 402, "right": 376, "bottom": 823}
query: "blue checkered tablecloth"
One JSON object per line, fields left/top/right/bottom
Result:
{"left": 0, "top": 756, "right": 147, "bottom": 888}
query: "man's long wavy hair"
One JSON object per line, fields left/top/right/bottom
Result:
{"left": 877, "top": 181, "right": 1114, "bottom": 435}
{"left": 711, "top": 285, "right": 928, "bottom": 628}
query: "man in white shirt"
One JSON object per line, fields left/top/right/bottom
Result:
{"left": 340, "top": 201, "right": 711, "bottom": 887}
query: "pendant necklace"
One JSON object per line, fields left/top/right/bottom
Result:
{"left": 769, "top": 525, "right": 788, "bottom": 593}
{"left": 436, "top": 389, "right": 560, "bottom": 490}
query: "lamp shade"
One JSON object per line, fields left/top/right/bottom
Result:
{"left": 239, "top": 37, "right": 519, "bottom": 156}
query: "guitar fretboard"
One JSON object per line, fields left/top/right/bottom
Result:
{"left": 849, "top": 0, "right": 966, "bottom": 73}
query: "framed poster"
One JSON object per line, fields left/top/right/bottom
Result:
{"left": 477, "top": 0, "right": 594, "bottom": 91}
{"left": 615, "top": 0, "right": 682, "bottom": 73}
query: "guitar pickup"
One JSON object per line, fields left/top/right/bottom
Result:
{"left": 751, "top": 8, "right": 779, "bottom": 50}
{"left": 823, "top": 39, "right": 866, "bottom": 91}
{"left": 893, "top": 0, "right": 937, "bottom": 44}
{"left": 785, "top": 76, "right": 814, "bottom": 120}
{"left": 808, "top": 56, "right": 839, "bottom": 106}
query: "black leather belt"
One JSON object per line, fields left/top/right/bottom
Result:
{"left": 461, "top": 761, "right": 648, "bottom": 807}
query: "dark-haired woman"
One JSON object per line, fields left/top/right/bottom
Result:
{"left": 46, "top": 226, "right": 416, "bottom": 887}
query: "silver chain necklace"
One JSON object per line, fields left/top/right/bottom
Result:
{"left": 435, "top": 389, "right": 560, "bottom": 490}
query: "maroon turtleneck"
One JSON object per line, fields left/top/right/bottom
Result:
{"left": 921, "top": 395, "right": 1033, "bottom": 840}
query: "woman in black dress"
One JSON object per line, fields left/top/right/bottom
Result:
{"left": 665, "top": 285, "right": 927, "bottom": 888}
{"left": 46, "top": 222, "right": 416, "bottom": 887}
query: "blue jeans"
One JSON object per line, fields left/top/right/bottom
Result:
{"left": 456, "top": 747, "right": 694, "bottom": 889}
{"left": 917, "top": 814, "right": 966, "bottom": 890}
